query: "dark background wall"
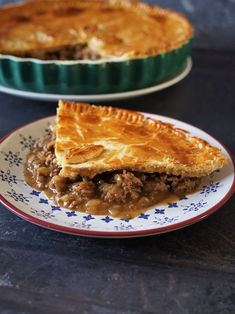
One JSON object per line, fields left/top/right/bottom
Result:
{"left": 149, "top": 0, "right": 235, "bottom": 51}
{"left": 0, "top": 0, "right": 235, "bottom": 51}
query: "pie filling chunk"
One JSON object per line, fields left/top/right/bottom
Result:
{"left": 24, "top": 101, "right": 227, "bottom": 218}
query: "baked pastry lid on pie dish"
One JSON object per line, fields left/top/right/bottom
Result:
{"left": 0, "top": 0, "right": 193, "bottom": 94}
{"left": 0, "top": 0, "right": 192, "bottom": 59}
{"left": 55, "top": 100, "right": 227, "bottom": 179}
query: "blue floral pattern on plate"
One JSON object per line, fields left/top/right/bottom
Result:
{"left": 0, "top": 169, "right": 18, "bottom": 186}
{"left": 0, "top": 115, "right": 234, "bottom": 237}
{"left": 200, "top": 182, "right": 223, "bottom": 197}
{"left": 6, "top": 189, "right": 30, "bottom": 204}
{"left": 1, "top": 150, "right": 23, "bottom": 167}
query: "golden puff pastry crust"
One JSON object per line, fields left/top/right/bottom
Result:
{"left": 55, "top": 100, "right": 227, "bottom": 179}
{"left": 0, "top": 0, "right": 193, "bottom": 59}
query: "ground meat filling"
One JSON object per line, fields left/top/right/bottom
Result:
{"left": 98, "top": 172, "right": 143, "bottom": 203}
{"left": 22, "top": 44, "right": 101, "bottom": 60}
{"left": 25, "top": 136, "right": 201, "bottom": 217}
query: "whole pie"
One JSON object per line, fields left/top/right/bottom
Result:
{"left": 24, "top": 101, "right": 227, "bottom": 219}
{"left": 0, "top": 0, "right": 193, "bottom": 60}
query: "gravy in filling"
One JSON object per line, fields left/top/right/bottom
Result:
{"left": 24, "top": 136, "right": 201, "bottom": 219}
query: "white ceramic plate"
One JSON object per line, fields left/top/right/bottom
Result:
{"left": 0, "top": 113, "right": 234, "bottom": 238}
{"left": 0, "top": 58, "right": 192, "bottom": 102}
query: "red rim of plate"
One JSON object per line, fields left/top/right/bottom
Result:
{"left": 0, "top": 114, "right": 235, "bottom": 238}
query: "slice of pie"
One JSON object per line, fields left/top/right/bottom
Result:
{"left": 25, "top": 101, "right": 227, "bottom": 218}
{"left": 0, "top": 0, "right": 193, "bottom": 60}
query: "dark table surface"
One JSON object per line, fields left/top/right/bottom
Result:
{"left": 0, "top": 49, "right": 235, "bottom": 314}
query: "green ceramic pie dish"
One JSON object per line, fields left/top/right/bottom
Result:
{"left": 0, "top": 38, "right": 192, "bottom": 95}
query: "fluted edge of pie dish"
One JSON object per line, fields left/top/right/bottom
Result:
{"left": 0, "top": 38, "right": 192, "bottom": 94}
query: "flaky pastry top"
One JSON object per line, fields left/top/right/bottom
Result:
{"left": 55, "top": 100, "right": 227, "bottom": 179}
{"left": 0, "top": 0, "right": 193, "bottom": 59}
